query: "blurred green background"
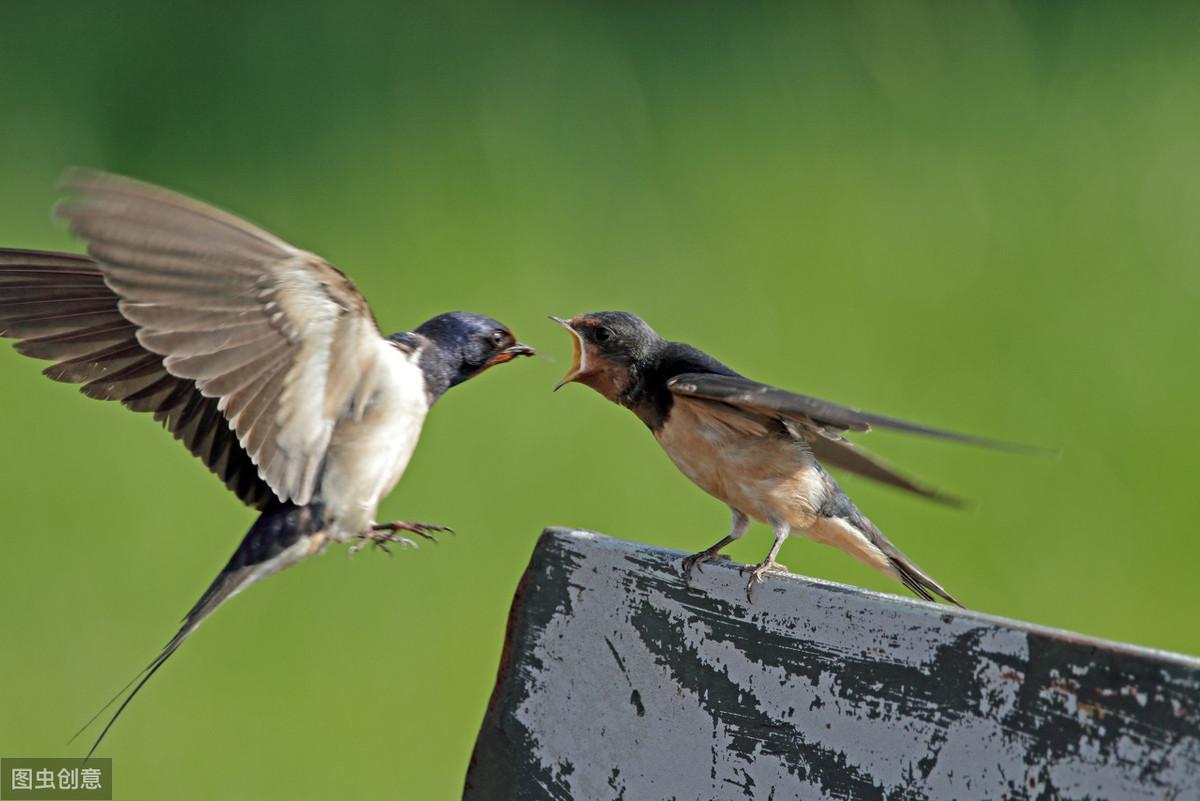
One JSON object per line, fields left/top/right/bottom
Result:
{"left": 1, "top": 1, "right": 1198, "bottom": 798}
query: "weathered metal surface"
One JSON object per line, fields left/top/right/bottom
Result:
{"left": 465, "top": 529, "right": 1200, "bottom": 801}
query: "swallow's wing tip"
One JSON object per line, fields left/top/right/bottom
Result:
{"left": 56, "top": 165, "right": 85, "bottom": 190}
{"left": 56, "top": 166, "right": 111, "bottom": 195}
{"left": 53, "top": 168, "right": 124, "bottom": 223}
{"left": 989, "top": 440, "right": 1061, "bottom": 459}
{"left": 932, "top": 492, "right": 970, "bottom": 509}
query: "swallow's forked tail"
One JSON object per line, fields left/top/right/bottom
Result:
{"left": 851, "top": 508, "right": 961, "bottom": 607}
{"left": 883, "top": 546, "right": 962, "bottom": 608}
{"left": 808, "top": 469, "right": 963, "bottom": 608}
{"left": 819, "top": 510, "right": 962, "bottom": 607}
{"left": 70, "top": 502, "right": 329, "bottom": 760}
{"left": 834, "top": 503, "right": 962, "bottom": 607}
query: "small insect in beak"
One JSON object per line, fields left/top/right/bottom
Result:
{"left": 484, "top": 341, "right": 536, "bottom": 368}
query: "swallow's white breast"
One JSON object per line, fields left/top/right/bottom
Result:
{"left": 318, "top": 339, "right": 431, "bottom": 539}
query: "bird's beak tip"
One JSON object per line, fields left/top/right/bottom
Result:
{"left": 550, "top": 315, "right": 586, "bottom": 391}
{"left": 483, "top": 342, "right": 535, "bottom": 369}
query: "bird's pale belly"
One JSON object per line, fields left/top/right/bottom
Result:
{"left": 318, "top": 352, "right": 430, "bottom": 540}
{"left": 654, "top": 398, "right": 825, "bottom": 528}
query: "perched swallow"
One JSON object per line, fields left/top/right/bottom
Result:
{"left": 553, "top": 311, "right": 1039, "bottom": 606}
{"left": 0, "top": 171, "right": 534, "bottom": 756}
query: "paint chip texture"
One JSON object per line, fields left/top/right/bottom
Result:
{"left": 465, "top": 529, "right": 1200, "bottom": 801}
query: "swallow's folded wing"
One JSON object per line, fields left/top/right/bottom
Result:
{"left": 667, "top": 371, "right": 1044, "bottom": 503}
{"left": 39, "top": 170, "right": 387, "bottom": 506}
{"left": 805, "top": 434, "right": 963, "bottom": 506}
{"left": 666, "top": 372, "right": 1037, "bottom": 450}
{"left": 0, "top": 249, "right": 272, "bottom": 508}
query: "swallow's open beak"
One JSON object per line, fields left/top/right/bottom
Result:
{"left": 484, "top": 341, "right": 536, "bottom": 368}
{"left": 550, "top": 315, "right": 587, "bottom": 391}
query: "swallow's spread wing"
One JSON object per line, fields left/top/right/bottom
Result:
{"left": 666, "top": 371, "right": 1038, "bottom": 503}
{"left": 52, "top": 170, "right": 391, "bottom": 506}
{"left": 2, "top": 170, "right": 391, "bottom": 507}
{"left": 0, "top": 249, "right": 273, "bottom": 508}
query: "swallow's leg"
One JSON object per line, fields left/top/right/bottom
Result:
{"left": 348, "top": 521, "right": 453, "bottom": 556}
{"left": 682, "top": 509, "right": 750, "bottom": 581}
{"left": 741, "top": 522, "right": 791, "bottom": 603}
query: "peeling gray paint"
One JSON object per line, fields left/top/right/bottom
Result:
{"left": 465, "top": 529, "right": 1200, "bottom": 801}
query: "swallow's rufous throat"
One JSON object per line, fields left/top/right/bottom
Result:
{"left": 552, "top": 311, "right": 1041, "bottom": 606}
{"left": 0, "top": 170, "right": 534, "bottom": 757}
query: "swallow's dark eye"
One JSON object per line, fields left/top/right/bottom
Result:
{"left": 594, "top": 327, "right": 612, "bottom": 343}
{"left": 490, "top": 330, "right": 507, "bottom": 347}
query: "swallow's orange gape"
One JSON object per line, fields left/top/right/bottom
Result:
{"left": 552, "top": 311, "right": 1045, "bottom": 604}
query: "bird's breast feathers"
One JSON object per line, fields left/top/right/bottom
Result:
{"left": 653, "top": 396, "right": 825, "bottom": 525}
{"left": 317, "top": 339, "right": 431, "bottom": 538}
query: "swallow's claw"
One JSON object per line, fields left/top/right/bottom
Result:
{"left": 372, "top": 520, "right": 454, "bottom": 543}
{"left": 741, "top": 559, "right": 789, "bottom": 603}
{"left": 350, "top": 524, "right": 436, "bottom": 556}
{"left": 681, "top": 550, "right": 731, "bottom": 582}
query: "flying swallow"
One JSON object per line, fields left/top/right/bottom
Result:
{"left": 0, "top": 170, "right": 534, "bottom": 756}
{"left": 552, "top": 311, "right": 1043, "bottom": 606}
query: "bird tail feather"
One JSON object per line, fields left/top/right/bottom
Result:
{"left": 885, "top": 550, "right": 963, "bottom": 607}
{"left": 70, "top": 501, "right": 329, "bottom": 760}
{"left": 812, "top": 469, "right": 963, "bottom": 608}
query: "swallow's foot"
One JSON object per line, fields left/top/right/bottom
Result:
{"left": 349, "top": 522, "right": 453, "bottom": 556}
{"left": 740, "top": 559, "right": 789, "bottom": 603}
{"left": 349, "top": 532, "right": 415, "bottom": 557}
{"left": 681, "top": 549, "right": 731, "bottom": 582}
{"left": 373, "top": 520, "right": 453, "bottom": 542}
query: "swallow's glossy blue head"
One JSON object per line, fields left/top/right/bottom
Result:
{"left": 411, "top": 311, "right": 534, "bottom": 400}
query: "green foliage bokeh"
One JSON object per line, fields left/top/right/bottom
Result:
{"left": 1, "top": 2, "right": 1198, "bottom": 798}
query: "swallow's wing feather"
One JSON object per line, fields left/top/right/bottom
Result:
{"left": 53, "top": 170, "right": 387, "bottom": 505}
{"left": 667, "top": 372, "right": 1037, "bottom": 451}
{"left": 0, "top": 249, "right": 272, "bottom": 508}
{"left": 666, "top": 371, "right": 1044, "bottom": 503}
{"left": 804, "top": 434, "right": 964, "bottom": 506}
